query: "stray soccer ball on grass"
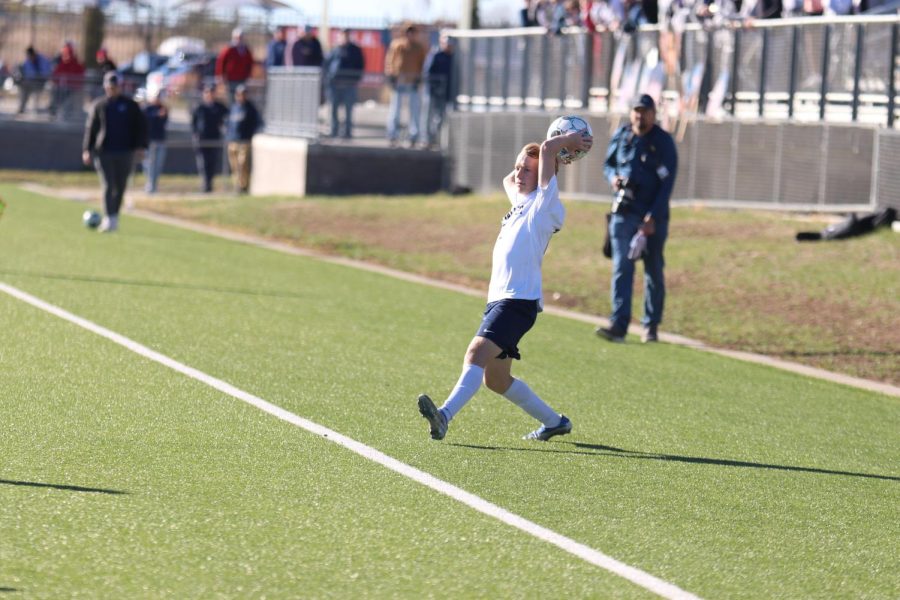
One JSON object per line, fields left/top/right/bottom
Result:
{"left": 82, "top": 210, "right": 102, "bottom": 229}
{"left": 546, "top": 115, "right": 592, "bottom": 164}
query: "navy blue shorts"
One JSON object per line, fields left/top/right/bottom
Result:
{"left": 475, "top": 299, "right": 540, "bottom": 360}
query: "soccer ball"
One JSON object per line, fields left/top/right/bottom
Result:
{"left": 82, "top": 210, "right": 102, "bottom": 229}
{"left": 546, "top": 115, "right": 592, "bottom": 164}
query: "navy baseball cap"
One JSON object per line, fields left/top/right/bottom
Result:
{"left": 103, "top": 71, "right": 120, "bottom": 87}
{"left": 632, "top": 94, "right": 656, "bottom": 111}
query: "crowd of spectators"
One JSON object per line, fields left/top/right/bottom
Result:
{"left": 519, "top": 0, "right": 890, "bottom": 34}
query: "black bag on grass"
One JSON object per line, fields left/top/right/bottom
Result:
{"left": 796, "top": 207, "right": 897, "bottom": 242}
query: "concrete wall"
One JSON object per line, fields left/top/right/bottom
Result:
{"left": 0, "top": 119, "right": 202, "bottom": 175}
{"left": 250, "top": 134, "right": 445, "bottom": 197}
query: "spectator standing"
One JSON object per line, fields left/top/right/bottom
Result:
{"left": 216, "top": 28, "right": 255, "bottom": 103}
{"left": 384, "top": 25, "right": 427, "bottom": 147}
{"left": 191, "top": 85, "right": 229, "bottom": 193}
{"left": 590, "top": 0, "right": 625, "bottom": 29}
{"left": 265, "top": 27, "right": 287, "bottom": 68}
{"left": 324, "top": 28, "right": 365, "bottom": 139}
{"left": 95, "top": 48, "right": 117, "bottom": 74}
{"left": 520, "top": 0, "right": 539, "bottom": 25}
{"left": 225, "top": 85, "right": 262, "bottom": 194}
{"left": 823, "top": 0, "right": 853, "bottom": 14}
{"left": 16, "top": 46, "right": 52, "bottom": 114}
{"left": 423, "top": 35, "right": 455, "bottom": 149}
{"left": 92, "top": 47, "right": 117, "bottom": 99}
{"left": 82, "top": 71, "right": 147, "bottom": 233}
{"left": 142, "top": 90, "right": 168, "bottom": 194}
{"left": 50, "top": 42, "right": 85, "bottom": 120}
{"left": 754, "top": 0, "right": 783, "bottom": 17}
{"left": 598, "top": 94, "right": 677, "bottom": 343}
{"left": 286, "top": 25, "right": 324, "bottom": 67}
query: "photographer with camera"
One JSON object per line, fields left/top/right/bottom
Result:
{"left": 598, "top": 94, "right": 677, "bottom": 343}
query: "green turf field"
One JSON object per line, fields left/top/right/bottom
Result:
{"left": 1, "top": 185, "right": 898, "bottom": 598}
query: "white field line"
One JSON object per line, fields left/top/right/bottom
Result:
{"left": 18, "top": 183, "right": 900, "bottom": 400}
{"left": 0, "top": 281, "right": 703, "bottom": 600}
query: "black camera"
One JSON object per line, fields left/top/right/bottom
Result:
{"left": 612, "top": 178, "right": 637, "bottom": 214}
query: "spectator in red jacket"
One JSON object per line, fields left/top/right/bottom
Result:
{"left": 215, "top": 28, "right": 254, "bottom": 103}
{"left": 50, "top": 41, "right": 85, "bottom": 120}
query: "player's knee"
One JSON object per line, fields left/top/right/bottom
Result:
{"left": 484, "top": 371, "right": 512, "bottom": 394}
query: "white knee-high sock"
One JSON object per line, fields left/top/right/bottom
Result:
{"left": 440, "top": 363, "right": 484, "bottom": 421}
{"left": 503, "top": 378, "right": 560, "bottom": 426}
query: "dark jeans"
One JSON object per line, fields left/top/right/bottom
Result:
{"left": 609, "top": 212, "right": 668, "bottom": 334}
{"left": 17, "top": 80, "right": 45, "bottom": 113}
{"left": 93, "top": 151, "right": 134, "bottom": 217}
{"left": 424, "top": 92, "right": 448, "bottom": 145}
{"left": 195, "top": 144, "right": 221, "bottom": 192}
{"left": 328, "top": 84, "right": 357, "bottom": 138}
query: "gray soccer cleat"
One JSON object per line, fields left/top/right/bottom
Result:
{"left": 418, "top": 394, "right": 448, "bottom": 440}
{"left": 523, "top": 415, "right": 572, "bottom": 441}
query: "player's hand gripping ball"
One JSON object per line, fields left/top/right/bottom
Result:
{"left": 546, "top": 115, "right": 592, "bottom": 165}
{"left": 82, "top": 210, "right": 102, "bottom": 229}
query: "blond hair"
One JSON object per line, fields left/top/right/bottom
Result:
{"left": 519, "top": 142, "right": 558, "bottom": 174}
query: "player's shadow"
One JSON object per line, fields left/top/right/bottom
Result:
{"left": 0, "top": 588, "right": 18, "bottom": 593}
{"left": 449, "top": 442, "right": 900, "bottom": 482}
{"left": 0, "top": 479, "right": 127, "bottom": 495}
{"left": 0, "top": 269, "right": 307, "bottom": 301}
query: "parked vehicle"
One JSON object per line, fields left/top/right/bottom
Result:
{"left": 139, "top": 37, "right": 214, "bottom": 98}
{"left": 118, "top": 51, "right": 169, "bottom": 96}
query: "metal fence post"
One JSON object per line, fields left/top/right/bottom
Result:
{"left": 520, "top": 35, "right": 530, "bottom": 109}
{"left": 559, "top": 35, "right": 569, "bottom": 106}
{"left": 820, "top": 24, "right": 831, "bottom": 121}
{"left": 486, "top": 36, "right": 496, "bottom": 107}
{"left": 788, "top": 25, "right": 799, "bottom": 119}
{"left": 582, "top": 31, "right": 594, "bottom": 108}
{"left": 501, "top": 35, "right": 512, "bottom": 107}
{"left": 540, "top": 34, "right": 550, "bottom": 109}
{"left": 889, "top": 24, "right": 898, "bottom": 128}
{"left": 606, "top": 32, "right": 616, "bottom": 108}
{"left": 851, "top": 23, "right": 864, "bottom": 122}
{"left": 730, "top": 28, "right": 741, "bottom": 116}
{"left": 759, "top": 28, "right": 769, "bottom": 118}
{"left": 467, "top": 37, "right": 477, "bottom": 104}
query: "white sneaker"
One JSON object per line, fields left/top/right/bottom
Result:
{"left": 97, "top": 215, "right": 118, "bottom": 233}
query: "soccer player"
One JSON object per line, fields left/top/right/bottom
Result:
{"left": 418, "top": 129, "right": 592, "bottom": 441}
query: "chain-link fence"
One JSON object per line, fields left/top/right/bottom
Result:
{"left": 448, "top": 110, "right": 893, "bottom": 210}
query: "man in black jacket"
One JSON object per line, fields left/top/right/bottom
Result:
{"left": 191, "top": 85, "right": 229, "bottom": 193}
{"left": 324, "top": 28, "right": 364, "bottom": 139}
{"left": 82, "top": 71, "right": 147, "bottom": 233}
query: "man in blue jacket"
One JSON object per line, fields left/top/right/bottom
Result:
{"left": 598, "top": 94, "right": 678, "bottom": 343}
{"left": 324, "top": 28, "right": 364, "bottom": 139}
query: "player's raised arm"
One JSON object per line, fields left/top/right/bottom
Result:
{"left": 538, "top": 131, "right": 593, "bottom": 189}
{"left": 502, "top": 169, "right": 518, "bottom": 201}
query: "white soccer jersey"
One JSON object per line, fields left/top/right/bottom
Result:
{"left": 487, "top": 176, "right": 564, "bottom": 309}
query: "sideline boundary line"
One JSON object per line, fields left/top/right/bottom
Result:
{"left": 18, "top": 183, "right": 899, "bottom": 398}
{"left": 0, "top": 281, "right": 703, "bottom": 600}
